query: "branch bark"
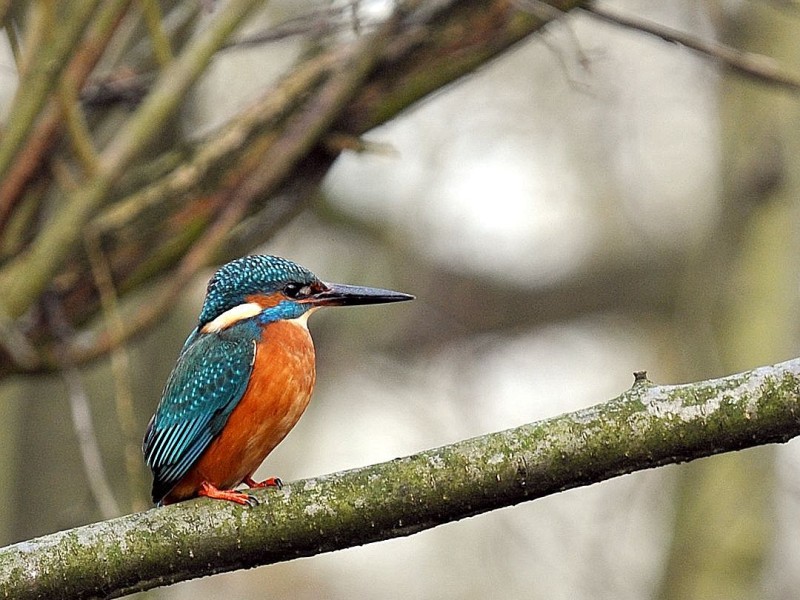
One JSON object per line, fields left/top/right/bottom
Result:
{"left": 3, "top": 358, "right": 800, "bottom": 599}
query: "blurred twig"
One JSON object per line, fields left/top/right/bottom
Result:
{"left": 60, "top": 365, "right": 123, "bottom": 520}
{"left": 0, "top": 308, "right": 38, "bottom": 369}
{"left": 85, "top": 234, "right": 147, "bottom": 512}
{"left": 0, "top": 0, "right": 131, "bottom": 230}
{"left": 44, "top": 295, "right": 121, "bottom": 520}
{"left": 139, "top": 0, "right": 174, "bottom": 67}
{"left": 584, "top": 3, "right": 800, "bottom": 92}
{"left": 0, "top": 0, "right": 263, "bottom": 319}
{"left": 0, "top": 2, "right": 103, "bottom": 182}
{"left": 221, "top": 3, "right": 350, "bottom": 48}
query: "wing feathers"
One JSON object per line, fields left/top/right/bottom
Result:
{"left": 143, "top": 328, "right": 257, "bottom": 503}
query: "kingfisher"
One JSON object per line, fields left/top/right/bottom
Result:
{"left": 142, "top": 254, "right": 413, "bottom": 506}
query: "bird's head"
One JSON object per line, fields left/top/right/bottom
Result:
{"left": 197, "top": 255, "right": 413, "bottom": 333}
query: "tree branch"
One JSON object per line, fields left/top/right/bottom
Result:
{"left": 0, "top": 0, "right": 262, "bottom": 320}
{"left": 584, "top": 3, "right": 800, "bottom": 92}
{"left": 3, "top": 358, "right": 800, "bottom": 599}
{"left": 0, "top": 0, "right": 580, "bottom": 377}
{"left": 0, "top": 2, "right": 103, "bottom": 182}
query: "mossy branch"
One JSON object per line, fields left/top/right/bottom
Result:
{"left": 3, "top": 359, "right": 800, "bottom": 599}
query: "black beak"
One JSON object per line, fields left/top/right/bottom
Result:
{"left": 309, "top": 282, "right": 415, "bottom": 307}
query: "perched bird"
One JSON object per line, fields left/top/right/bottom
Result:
{"left": 143, "top": 255, "right": 413, "bottom": 506}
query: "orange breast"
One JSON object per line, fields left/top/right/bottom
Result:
{"left": 164, "top": 319, "right": 316, "bottom": 503}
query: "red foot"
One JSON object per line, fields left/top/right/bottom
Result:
{"left": 244, "top": 476, "right": 283, "bottom": 490}
{"left": 199, "top": 481, "right": 258, "bottom": 507}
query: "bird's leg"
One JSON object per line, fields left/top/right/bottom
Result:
{"left": 244, "top": 475, "right": 283, "bottom": 490}
{"left": 199, "top": 481, "right": 259, "bottom": 507}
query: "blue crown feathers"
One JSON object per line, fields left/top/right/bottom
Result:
{"left": 198, "top": 255, "right": 318, "bottom": 326}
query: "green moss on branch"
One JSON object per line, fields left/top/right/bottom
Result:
{"left": 2, "top": 358, "right": 800, "bottom": 599}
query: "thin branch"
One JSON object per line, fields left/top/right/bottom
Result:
{"left": 14, "top": 2, "right": 47, "bottom": 77}
{"left": 3, "top": 358, "right": 800, "bottom": 599}
{"left": 57, "top": 78, "right": 100, "bottom": 176}
{"left": 323, "top": 132, "right": 399, "bottom": 155}
{"left": 513, "top": 0, "right": 592, "bottom": 75}
{"left": 44, "top": 296, "right": 121, "bottom": 520}
{"left": 0, "top": 0, "right": 263, "bottom": 320}
{"left": 60, "top": 366, "right": 123, "bottom": 520}
{"left": 221, "top": 4, "right": 349, "bottom": 48}
{"left": 0, "top": 0, "right": 132, "bottom": 232}
{"left": 0, "top": 2, "right": 103, "bottom": 182}
{"left": 4, "top": 19, "right": 21, "bottom": 66}
{"left": 0, "top": 307, "right": 39, "bottom": 369}
{"left": 53, "top": 1, "right": 405, "bottom": 366}
{"left": 139, "top": 0, "right": 174, "bottom": 67}
{"left": 0, "top": 0, "right": 10, "bottom": 29}
{"left": 122, "top": 2, "right": 200, "bottom": 68}
{"left": 84, "top": 234, "right": 148, "bottom": 512}
{"left": 584, "top": 3, "right": 800, "bottom": 92}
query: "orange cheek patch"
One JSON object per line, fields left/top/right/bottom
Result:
{"left": 246, "top": 293, "right": 285, "bottom": 309}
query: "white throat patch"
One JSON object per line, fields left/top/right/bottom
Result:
{"left": 201, "top": 302, "right": 262, "bottom": 333}
{"left": 288, "top": 308, "right": 316, "bottom": 330}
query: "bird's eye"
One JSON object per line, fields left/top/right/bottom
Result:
{"left": 283, "top": 283, "right": 311, "bottom": 299}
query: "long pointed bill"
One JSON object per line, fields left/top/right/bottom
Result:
{"left": 308, "top": 282, "right": 414, "bottom": 307}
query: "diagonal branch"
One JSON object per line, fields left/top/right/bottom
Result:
{"left": 0, "top": 0, "right": 576, "bottom": 378}
{"left": 0, "top": 0, "right": 132, "bottom": 229}
{"left": 0, "top": 2, "right": 104, "bottom": 182}
{"left": 0, "top": 0, "right": 263, "bottom": 320}
{"left": 2, "top": 358, "right": 800, "bottom": 599}
{"left": 6, "top": 0, "right": 800, "bottom": 379}
{"left": 31, "top": 5, "right": 405, "bottom": 370}
{"left": 584, "top": 3, "right": 800, "bottom": 92}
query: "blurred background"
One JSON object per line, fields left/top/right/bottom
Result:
{"left": 2, "top": 1, "right": 800, "bottom": 598}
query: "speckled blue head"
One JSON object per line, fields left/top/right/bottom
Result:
{"left": 198, "top": 255, "right": 319, "bottom": 326}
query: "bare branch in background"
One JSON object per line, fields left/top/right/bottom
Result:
{"left": 44, "top": 296, "right": 121, "bottom": 520}
{"left": 584, "top": 3, "right": 800, "bottom": 92}
{"left": 84, "top": 235, "right": 146, "bottom": 512}
{"left": 59, "top": 366, "right": 122, "bottom": 520}
{"left": 0, "top": 0, "right": 564, "bottom": 377}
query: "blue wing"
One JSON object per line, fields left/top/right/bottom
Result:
{"left": 143, "top": 327, "right": 256, "bottom": 503}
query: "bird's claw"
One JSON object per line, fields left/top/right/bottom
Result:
{"left": 245, "top": 476, "right": 283, "bottom": 490}
{"left": 199, "top": 481, "right": 259, "bottom": 506}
